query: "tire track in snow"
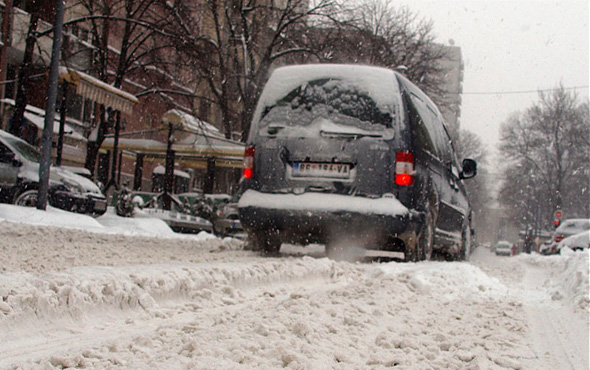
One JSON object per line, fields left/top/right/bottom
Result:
{"left": 520, "top": 265, "right": 589, "bottom": 370}
{"left": 0, "top": 258, "right": 344, "bottom": 368}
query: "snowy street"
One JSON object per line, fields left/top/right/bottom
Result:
{"left": 0, "top": 205, "right": 588, "bottom": 369}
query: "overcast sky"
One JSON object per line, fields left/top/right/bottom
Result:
{"left": 395, "top": 0, "right": 589, "bottom": 161}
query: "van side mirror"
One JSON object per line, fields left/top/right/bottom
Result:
{"left": 460, "top": 158, "right": 477, "bottom": 179}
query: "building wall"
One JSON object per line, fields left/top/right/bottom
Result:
{"left": 436, "top": 44, "right": 463, "bottom": 140}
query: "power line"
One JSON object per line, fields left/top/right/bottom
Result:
{"left": 461, "top": 85, "right": 589, "bottom": 96}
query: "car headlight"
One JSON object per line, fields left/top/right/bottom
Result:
{"left": 60, "top": 178, "right": 84, "bottom": 195}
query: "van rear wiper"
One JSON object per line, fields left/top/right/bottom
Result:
{"left": 320, "top": 130, "right": 383, "bottom": 139}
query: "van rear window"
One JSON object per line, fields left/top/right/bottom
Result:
{"left": 260, "top": 79, "right": 394, "bottom": 132}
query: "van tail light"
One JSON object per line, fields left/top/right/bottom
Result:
{"left": 243, "top": 145, "right": 255, "bottom": 179}
{"left": 395, "top": 151, "right": 415, "bottom": 186}
{"left": 554, "top": 234, "right": 564, "bottom": 243}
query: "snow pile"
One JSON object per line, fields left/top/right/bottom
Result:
{"left": 0, "top": 204, "right": 105, "bottom": 231}
{"left": 0, "top": 204, "right": 587, "bottom": 369}
{"left": 0, "top": 204, "right": 215, "bottom": 240}
{"left": 555, "top": 249, "right": 589, "bottom": 311}
{"left": 517, "top": 251, "right": 589, "bottom": 311}
{"left": 375, "top": 261, "right": 510, "bottom": 301}
{"left": 0, "top": 258, "right": 335, "bottom": 322}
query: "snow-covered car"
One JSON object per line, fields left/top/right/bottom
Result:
{"left": 0, "top": 129, "right": 107, "bottom": 216}
{"left": 238, "top": 64, "right": 477, "bottom": 261}
{"left": 557, "top": 231, "right": 589, "bottom": 252}
{"left": 494, "top": 241, "right": 513, "bottom": 256}
{"left": 543, "top": 218, "right": 590, "bottom": 255}
{"left": 130, "top": 191, "right": 214, "bottom": 234}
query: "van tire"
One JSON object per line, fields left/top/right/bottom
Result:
{"left": 417, "top": 211, "right": 434, "bottom": 261}
{"left": 249, "top": 231, "right": 281, "bottom": 256}
{"left": 13, "top": 188, "right": 39, "bottom": 208}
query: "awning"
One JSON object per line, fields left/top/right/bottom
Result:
{"left": 101, "top": 137, "right": 245, "bottom": 157}
{"left": 162, "top": 109, "right": 222, "bottom": 136}
{"left": 59, "top": 67, "right": 139, "bottom": 114}
{"left": 23, "top": 111, "right": 84, "bottom": 140}
{"left": 100, "top": 110, "right": 245, "bottom": 169}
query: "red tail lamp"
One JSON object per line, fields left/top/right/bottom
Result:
{"left": 395, "top": 151, "right": 414, "bottom": 186}
{"left": 243, "top": 145, "right": 255, "bottom": 179}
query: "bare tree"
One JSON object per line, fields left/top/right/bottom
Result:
{"left": 10, "top": 0, "right": 41, "bottom": 142}
{"left": 498, "top": 87, "right": 590, "bottom": 228}
{"left": 59, "top": 0, "right": 191, "bottom": 175}
{"left": 314, "top": 1, "right": 450, "bottom": 106}
{"left": 163, "top": 0, "right": 343, "bottom": 140}
{"left": 456, "top": 129, "right": 491, "bottom": 241}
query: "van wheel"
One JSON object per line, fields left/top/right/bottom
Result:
{"left": 14, "top": 189, "right": 39, "bottom": 208}
{"left": 249, "top": 231, "right": 281, "bottom": 256}
{"left": 417, "top": 211, "right": 434, "bottom": 261}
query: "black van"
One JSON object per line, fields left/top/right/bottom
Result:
{"left": 238, "top": 64, "right": 476, "bottom": 261}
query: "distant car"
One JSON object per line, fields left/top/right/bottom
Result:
{"left": 544, "top": 219, "right": 590, "bottom": 255}
{"left": 495, "top": 241, "right": 512, "bottom": 256}
{"left": 0, "top": 129, "right": 107, "bottom": 216}
{"left": 557, "top": 231, "right": 590, "bottom": 252}
{"left": 554, "top": 219, "right": 590, "bottom": 243}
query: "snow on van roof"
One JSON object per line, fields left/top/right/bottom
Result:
{"left": 254, "top": 64, "right": 400, "bottom": 122}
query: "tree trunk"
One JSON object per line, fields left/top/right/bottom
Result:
{"left": 11, "top": 9, "right": 39, "bottom": 141}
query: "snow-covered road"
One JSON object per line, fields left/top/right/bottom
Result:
{"left": 0, "top": 205, "right": 588, "bottom": 369}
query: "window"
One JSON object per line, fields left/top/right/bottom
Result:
{"left": 408, "top": 93, "right": 450, "bottom": 160}
{"left": 405, "top": 97, "right": 436, "bottom": 156}
{"left": 0, "top": 142, "right": 13, "bottom": 163}
{"left": 261, "top": 78, "right": 394, "bottom": 132}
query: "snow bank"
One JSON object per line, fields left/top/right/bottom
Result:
{"left": 374, "top": 261, "right": 510, "bottom": 301}
{"left": 0, "top": 204, "right": 104, "bottom": 231}
{"left": 0, "top": 258, "right": 335, "bottom": 324}
{"left": 0, "top": 204, "right": 216, "bottom": 240}
{"left": 516, "top": 251, "right": 589, "bottom": 311}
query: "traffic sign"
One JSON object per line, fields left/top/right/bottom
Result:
{"left": 554, "top": 210, "right": 563, "bottom": 219}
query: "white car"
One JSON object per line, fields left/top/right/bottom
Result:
{"left": 557, "top": 231, "right": 589, "bottom": 252}
{"left": 544, "top": 219, "right": 590, "bottom": 255}
{"left": 495, "top": 241, "right": 513, "bottom": 256}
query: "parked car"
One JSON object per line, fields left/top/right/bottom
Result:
{"left": 238, "top": 64, "right": 477, "bottom": 261}
{"left": 495, "top": 241, "right": 513, "bottom": 256}
{"left": 543, "top": 218, "right": 590, "bottom": 255}
{"left": 556, "top": 231, "right": 590, "bottom": 252}
{"left": 131, "top": 191, "right": 214, "bottom": 234}
{"left": 0, "top": 129, "right": 107, "bottom": 216}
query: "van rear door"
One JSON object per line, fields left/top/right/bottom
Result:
{"left": 249, "top": 74, "right": 400, "bottom": 197}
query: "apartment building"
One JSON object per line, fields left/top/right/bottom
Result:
{"left": 0, "top": 0, "right": 245, "bottom": 196}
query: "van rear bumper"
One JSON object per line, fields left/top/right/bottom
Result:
{"left": 238, "top": 190, "right": 418, "bottom": 245}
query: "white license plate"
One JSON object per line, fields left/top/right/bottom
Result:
{"left": 292, "top": 162, "right": 351, "bottom": 179}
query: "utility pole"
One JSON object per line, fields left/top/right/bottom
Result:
{"left": 37, "top": 0, "right": 64, "bottom": 210}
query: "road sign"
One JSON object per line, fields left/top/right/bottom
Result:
{"left": 554, "top": 210, "right": 563, "bottom": 219}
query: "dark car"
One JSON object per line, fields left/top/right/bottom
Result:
{"left": 238, "top": 64, "right": 476, "bottom": 261}
{"left": 0, "top": 129, "right": 107, "bottom": 216}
